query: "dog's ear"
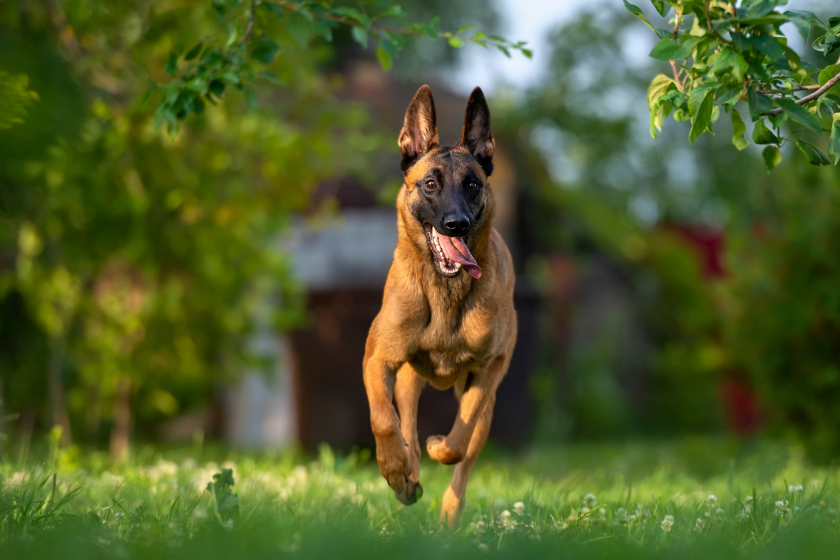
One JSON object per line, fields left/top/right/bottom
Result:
{"left": 460, "top": 87, "right": 495, "bottom": 176}
{"left": 399, "top": 85, "right": 439, "bottom": 172}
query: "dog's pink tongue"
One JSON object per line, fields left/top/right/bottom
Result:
{"left": 438, "top": 233, "right": 482, "bottom": 279}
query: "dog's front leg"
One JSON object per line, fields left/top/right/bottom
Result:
{"left": 363, "top": 352, "right": 412, "bottom": 500}
{"left": 426, "top": 353, "right": 508, "bottom": 465}
{"left": 395, "top": 364, "right": 425, "bottom": 504}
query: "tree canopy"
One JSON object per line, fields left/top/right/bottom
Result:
{"left": 626, "top": 0, "right": 840, "bottom": 169}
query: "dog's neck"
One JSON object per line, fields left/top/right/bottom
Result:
{"left": 394, "top": 185, "right": 497, "bottom": 313}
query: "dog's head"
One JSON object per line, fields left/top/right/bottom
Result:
{"left": 398, "top": 85, "right": 495, "bottom": 280}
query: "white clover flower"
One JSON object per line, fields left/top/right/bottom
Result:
{"left": 478, "top": 544, "right": 489, "bottom": 553}
{"left": 705, "top": 494, "right": 718, "bottom": 508}
{"left": 614, "top": 507, "right": 628, "bottom": 525}
{"left": 513, "top": 501, "right": 525, "bottom": 515}
{"left": 661, "top": 515, "right": 674, "bottom": 532}
{"left": 595, "top": 507, "right": 606, "bottom": 524}
{"left": 788, "top": 484, "right": 804, "bottom": 494}
{"left": 222, "top": 519, "right": 234, "bottom": 531}
{"left": 737, "top": 510, "right": 750, "bottom": 522}
{"left": 583, "top": 493, "right": 598, "bottom": 508}
{"left": 775, "top": 500, "right": 790, "bottom": 516}
{"left": 500, "top": 510, "right": 514, "bottom": 527}
{"left": 695, "top": 517, "right": 705, "bottom": 532}
{"left": 476, "top": 520, "right": 486, "bottom": 533}
{"left": 715, "top": 508, "right": 725, "bottom": 517}
{"left": 114, "top": 512, "right": 125, "bottom": 522}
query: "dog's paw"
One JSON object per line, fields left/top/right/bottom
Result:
{"left": 375, "top": 434, "right": 412, "bottom": 496}
{"left": 426, "top": 435, "right": 465, "bottom": 465}
{"left": 395, "top": 480, "right": 424, "bottom": 506}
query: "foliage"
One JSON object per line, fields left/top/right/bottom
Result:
{"left": 0, "top": 71, "right": 38, "bottom": 130}
{"left": 206, "top": 468, "right": 239, "bottom": 522}
{"left": 625, "top": 0, "right": 840, "bottom": 169}
{"left": 0, "top": 0, "right": 389, "bottom": 444}
{"left": 1, "top": 441, "right": 840, "bottom": 557}
{"left": 151, "top": 0, "right": 531, "bottom": 136}
{"left": 495, "top": 9, "right": 728, "bottom": 439}
{"left": 719, "top": 162, "right": 840, "bottom": 459}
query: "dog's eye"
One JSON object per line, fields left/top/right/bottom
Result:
{"left": 425, "top": 180, "right": 437, "bottom": 190}
{"left": 468, "top": 181, "right": 479, "bottom": 191}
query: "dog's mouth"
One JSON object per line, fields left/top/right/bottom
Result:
{"left": 423, "top": 224, "right": 482, "bottom": 279}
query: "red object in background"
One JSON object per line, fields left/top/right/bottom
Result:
{"left": 661, "top": 223, "right": 726, "bottom": 279}
{"left": 720, "top": 377, "right": 763, "bottom": 435}
{"left": 662, "top": 222, "right": 765, "bottom": 435}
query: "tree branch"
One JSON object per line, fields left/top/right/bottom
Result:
{"left": 758, "top": 85, "right": 819, "bottom": 94}
{"left": 241, "top": 0, "right": 257, "bottom": 44}
{"left": 670, "top": 60, "right": 684, "bottom": 91}
{"left": 764, "top": 71, "right": 840, "bottom": 116}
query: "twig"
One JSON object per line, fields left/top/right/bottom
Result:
{"left": 241, "top": 0, "right": 257, "bottom": 44}
{"left": 670, "top": 60, "right": 684, "bottom": 91}
{"left": 764, "top": 71, "right": 840, "bottom": 116}
{"left": 758, "top": 85, "right": 819, "bottom": 94}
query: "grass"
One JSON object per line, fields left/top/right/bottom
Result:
{"left": 1, "top": 437, "right": 839, "bottom": 558}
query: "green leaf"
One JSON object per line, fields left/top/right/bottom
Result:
{"left": 748, "top": 34, "right": 785, "bottom": 61}
{"left": 448, "top": 37, "right": 465, "bottom": 48}
{"left": 752, "top": 119, "right": 779, "bottom": 145}
{"left": 785, "top": 10, "right": 820, "bottom": 41}
{"left": 712, "top": 47, "right": 749, "bottom": 81}
{"left": 211, "top": 0, "right": 226, "bottom": 18}
{"left": 207, "top": 79, "right": 225, "bottom": 99}
{"left": 829, "top": 117, "right": 840, "bottom": 165}
{"left": 796, "top": 140, "right": 831, "bottom": 165}
{"left": 647, "top": 74, "right": 674, "bottom": 110}
{"left": 716, "top": 85, "right": 742, "bottom": 106}
{"left": 377, "top": 6, "right": 407, "bottom": 19}
{"left": 332, "top": 7, "right": 370, "bottom": 27}
{"left": 649, "top": 36, "right": 702, "bottom": 61}
{"left": 376, "top": 45, "right": 393, "bottom": 71}
{"left": 762, "top": 145, "right": 782, "bottom": 171}
{"left": 251, "top": 39, "right": 280, "bottom": 64}
{"left": 777, "top": 98, "right": 822, "bottom": 134}
{"left": 748, "top": 89, "right": 772, "bottom": 120}
{"left": 650, "top": 0, "right": 669, "bottom": 17}
{"left": 730, "top": 109, "right": 749, "bottom": 151}
{"left": 623, "top": 0, "right": 655, "bottom": 31}
{"left": 185, "top": 42, "right": 203, "bottom": 61}
{"left": 521, "top": 48, "right": 533, "bottom": 59}
{"left": 165, "top": 51, "right": 178, "bottom": 75}
{"left": 688, "top": 82, "right": 717, "bottom": 115}
{"left": 312, "top": 19, "right": 335, "bottom": 42}
{"left": 689, "top": 90, "right": 714, "bottom": 145}
{"left": 818, "top": 65, "right": 840, "bottom": 97}
{"left": 288, "top": 12, "right": 312, "bottom": 46}
{"left": 351, "top": 26, "right": 369, "bottom": 48}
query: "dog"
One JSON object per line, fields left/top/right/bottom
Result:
{"left": 363, "top": 85, "right": 517, "bottom": 529}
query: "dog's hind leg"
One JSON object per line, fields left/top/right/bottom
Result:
{"left": 394, "top": 363, "right": 425, "bottom": 505}
{"left": 439, "top": 393, "right": 495, "bottom": 530}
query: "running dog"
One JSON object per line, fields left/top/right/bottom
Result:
{"left": 363, "top": 85, "right": 517, "bottom": 529}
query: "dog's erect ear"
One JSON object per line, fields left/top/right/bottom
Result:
{"left": 460, "top": 87, "right": 495, "bottom": 176}
{"left": 399, "top": 85, "right": 439, "bottom": 173}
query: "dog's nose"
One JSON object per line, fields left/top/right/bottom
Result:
{"left": 444, "top": 214, "right": 471, "bottom": 237}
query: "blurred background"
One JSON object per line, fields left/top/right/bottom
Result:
{"left": 2, "top": 0, "right": 840, "bottom": 463}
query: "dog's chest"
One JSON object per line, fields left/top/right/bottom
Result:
{"left": 408, "top": 304, "right": 496, "bottom": 388}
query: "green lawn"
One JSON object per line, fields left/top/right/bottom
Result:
{"left": 1, "top": 438, "right": 839, "bottom": 559}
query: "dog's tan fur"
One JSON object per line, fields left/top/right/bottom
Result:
{"left": 363, "top": 85, "right": 517, "bottom": 529}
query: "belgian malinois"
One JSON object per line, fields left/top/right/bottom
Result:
{"left": 363, "top": 85, "right": 517, "bottom": 529}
